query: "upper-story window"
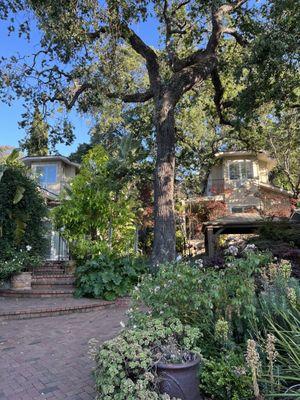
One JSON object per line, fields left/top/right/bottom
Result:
{"left": 228, "top": 160, "right": 253, "bottom": 180}
{"left": 35, "top": 164, "right": 57, "bottom": 187}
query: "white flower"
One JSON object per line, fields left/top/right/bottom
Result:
{"left": 225, "top": 245, "right": 239, "bottom": 256}
{"left": 244, "top": 244, "right": 257, "bottom": 252}
{"left": 176, "top": 255, "right": 182, "bottom": 262}
{"left": 26, "top": 245, "right": 32, "bottom": 252}
{"left": 120, "top": 321, "right": 125, "bottom": 328}
{"left": 195, "top": 259, "right": 203, "bottom": 267}
{"left": 154, "top": 286, "right": 160, "bottom": 293}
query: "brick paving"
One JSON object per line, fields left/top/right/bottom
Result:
{"left": 0, "top": 297, "right": 111, "bottom": 313}
{"left": 0, "top": 297, "right": 124, "bottom": 320}
{"left": 0, "top": 305, "right": 128, "bottom": 400}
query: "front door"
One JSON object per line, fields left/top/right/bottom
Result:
{"left": 44, "top": 221, "right": 69, "bottom": 260}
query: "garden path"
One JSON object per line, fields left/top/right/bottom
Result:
{"left": 0, "top": 304, "right": 128, "bottom": 400}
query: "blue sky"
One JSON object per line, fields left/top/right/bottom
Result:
{"left": 0, "top": 11, "right": 159, "bottom": 155}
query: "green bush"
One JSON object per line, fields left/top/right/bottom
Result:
{"left": 0, "top": 163, "right": 48, "bottom": 261}
{"left": 258, "top": 222, "right": 300, "bottom": 248}
{"left": 200, "top": 351, "right": 253, "bottom": 400}
{"left": 0, "top": 249, "right": 41, "bottom": 280}
{"left": 94, "top": 317, "right": 201, "bottom": 400}
{"left": 132, "top": 251, "right": 271, "bottom": 349}
{"left": 53, "top": 145, "right": 138, "bottom": 259}
{"left": 75, "top": 255, "right": 147, "bottom": 300}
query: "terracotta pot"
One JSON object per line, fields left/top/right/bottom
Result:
{"left": 11, "top": 271, "right": 32, "bottom": 290}
{"left": 156, "top": 355, "right": 203, "bottom": 400}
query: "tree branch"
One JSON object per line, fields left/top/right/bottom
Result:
{"left": 46, "top": 82, "right": 153, "bottom": 109}
{"left": 206, "top": 1, "right": 247, "bottom": 53}
{"left": 87, "top": 24, "right": 160, "bottom": 90}
{"left": 168, "top": 1, "right": 247, "bottom": 72}
{"left": 211, "top": 67, "right": 234, "bottom": 126}
{"left": 222, "top": 27, "right": 248, "bottom": 47}
{"left": 107, "top": 89, "right": 153, "bottom": 103}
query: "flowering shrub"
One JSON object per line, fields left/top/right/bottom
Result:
{"left": 93, "top": 317, "right": 201, "bottom": 400}
{"left": 0, "top": 247, "right": 41, "bottom": 281}
{"left": 132, "top": 262, "right": 216, "bottom": 331}
{"left": 132, "top": 251, "right": 272, "bottom": 348}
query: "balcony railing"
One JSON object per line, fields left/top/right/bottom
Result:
{"left": 206, "top": 177, "right": 260, "bottom": 196}
{"left": 206, "top": 179, "right": 225, "bottom": 195}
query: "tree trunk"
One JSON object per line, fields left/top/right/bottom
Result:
{"left": 152, "top": 96, "right": 176, "bottom": 265}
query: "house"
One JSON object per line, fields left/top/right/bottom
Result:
{"left": 22, "top": 155, "right": 80, "bottom": 260}
{"left": 185, "top": 150, "right": 292, "bottom": 256}
{"left": 203, "top": 150, "right": 291, "bottom": 215}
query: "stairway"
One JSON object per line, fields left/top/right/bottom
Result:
{"left": 0, "top": 261, "right": 76, "bottom": 298}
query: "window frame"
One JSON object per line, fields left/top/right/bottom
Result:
{"left": 228, "top": 160, "right": 254, "bottom": 181}
{"left": 34, "top": 164, "right": 58, "bottom": 186}
{"left": 230, "top": 205, "right": 257, "bottom": 213}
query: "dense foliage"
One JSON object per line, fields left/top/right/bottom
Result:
{"left": 132, "top": 251, "right": 272, "bottom": 347}
{"left": 0, "top": 152, "right": 47, "bottom": 278}
{"left": 53, "top": 145, "right": 138, "bottom": 260}
{"left": 0, "top": 249, "right": 41, "bottom": 280}
{"left": 94, "top": 249, "right": 300, "bottom": 399}
{"left": 75, "top": 255, "right": 147, "bottom": 301}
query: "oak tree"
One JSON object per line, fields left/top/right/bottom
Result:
{"left": 1, "top": 0, "right": 299, "bottom": 263}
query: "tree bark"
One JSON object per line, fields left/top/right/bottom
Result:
{"left": 152, "top": 94, "right": 176, "bottom": 265}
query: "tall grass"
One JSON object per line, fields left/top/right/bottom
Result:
{"left": 267, "top": 310, "right": 300, "bottom": 398}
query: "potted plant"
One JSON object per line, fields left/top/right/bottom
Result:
{"left": 0, "top": 247, "right": 41, "bottom": 290}
{"left": 154, "top": 338, "right": 203, "bottom": 400}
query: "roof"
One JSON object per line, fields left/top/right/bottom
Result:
{"left": 290, "top": 209, "right": 300, "bottom": 222}
{"left": 203, "top": 213, "right": 263, "bottom": 228}
{"left": 203, "top": 212, "right": 299, "bottom": 231}
{"left": 259, "top": 182, "right": 292, "bottom": 196}
{"left": 215, "top": 150, "right": 276, "bottom": 170}
{"left": 22, "top": 155, "right": 80, "bottom": 170}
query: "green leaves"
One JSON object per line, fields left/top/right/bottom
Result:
{"left": 74, "top": 254, "right": 147, "bottom": 300}
{"left": 52, "top": 144, "right": 138, "bottom": 259}
{"left": 13, "top": 185, "right": 25, "bottom": 204}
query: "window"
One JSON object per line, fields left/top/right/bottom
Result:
{"left": 231, "top": 205, "right": 256, "bottom": 213}
{"left": 229, "top": 161, "right": 253, "bottom": 180}
{"left": 35, "top": 165, "right": 57, "bottom": 186}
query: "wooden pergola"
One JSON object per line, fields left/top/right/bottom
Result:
{"left": 202, "top": 213, "right": 299, "bottom": 257}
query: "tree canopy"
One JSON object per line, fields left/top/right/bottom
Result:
{"left": 0, "top": 0, "right": 299, "bottom": 263}
{"left": 19, "top": 105, "right": 49, "bottom": 156}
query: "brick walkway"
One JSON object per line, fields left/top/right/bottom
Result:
{"left": 0, "top": 306, "right": 128, "bottom": 400}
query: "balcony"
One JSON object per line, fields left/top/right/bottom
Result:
{"left": 206, "top": 178, "right": 260, "bottom": 196}
{"left": 206, "top": 179, "right": 225, "bottom": 196}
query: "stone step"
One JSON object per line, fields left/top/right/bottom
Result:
{"left": 0, "top": 288, "right": 75, "bottom": 298}
{"left": 32, "top": 275, "right": 75, "bottom": 285}
{"left": 0, "top": 298, "right": 130, "bottom": 320}
{"left": 32, "top": 284, "right": 74, "bottom": 290}
{"left": 34, "top": 269, "right": 67, "bottom": 275}
{"left": 43, "top": 260, "right": 68, "bottom": 267}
